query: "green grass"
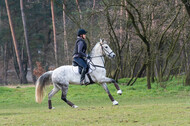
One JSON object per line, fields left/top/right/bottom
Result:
{"left": 0, "top": 78, "right": 190, "bottom": 126}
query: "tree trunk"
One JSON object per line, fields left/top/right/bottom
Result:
{"left": 147, "top": 56, "right": 151, "bottom": 89}
{"left": 151, "top": 9, "right": 155, "bottom": 83}
{"left": 76, "top": 0, "right": 82, "bottom": 21}
{"left": 182, "top": 6, "right": 189, "bottom": 73}
{"left": 184, "top": 44, "right": 189, "bottom": 73}
{"left": 5, "top": 0, "right": 27, "bottom": 84}
{"left": 51, "top": 0, "right": 58, "bottom": 67}
{"left": 180, "top": 0, "right": 190, "bottom": 85}
{"left": 125, "top": 1, "right": 132, "bottom": 77}
{"left": 63, "top": 1, "right": 69, "bottom": 64}
{"left": 21, "top": 47, "right": 28, "bottom": 82}
{"left": 90, "top": 0, "right": 95, "bottom": 41}
{"left": 185, "top": 70, "right": 190, "bottom": 86}
{"left": 119, "top": 0, "right": 123, "bottom": 47}
{"left": 181, "top": 0, "right": 190, "bottom": 17}
{"left": 20, "top": 0, "right": 36, "bottom": 83}
{"left": 3, "top": 43, "right": 8, "bottom": 85}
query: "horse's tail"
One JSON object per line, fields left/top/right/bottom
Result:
{"left": 35, "top": 71, "right": 53, "bottom": 103}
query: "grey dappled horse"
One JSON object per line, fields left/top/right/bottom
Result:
{"left": 35, "top": 39, "right": 122, "bottom": 109}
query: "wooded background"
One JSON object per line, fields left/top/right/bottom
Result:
{"left": 0, "top": 0, "right": 190, "bottom": 88}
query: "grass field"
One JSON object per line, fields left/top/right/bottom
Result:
{"left": 0, "top": 78, "right": 190, "bottom": 126}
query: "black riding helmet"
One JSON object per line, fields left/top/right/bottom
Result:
{"left": 77, "top": 29, "right": 87, "bottom": 36}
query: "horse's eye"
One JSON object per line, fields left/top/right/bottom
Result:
{"left": 105, "top": 46, "right": 108, "bottom": 48}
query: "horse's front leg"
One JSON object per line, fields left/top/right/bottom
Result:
{"left": 102, "top": 83, "right": 118, "bottom": 105}
{"left": 99, "top": 77, "right": 122, "bottom": 95}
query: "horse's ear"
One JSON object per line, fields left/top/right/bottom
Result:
{"left": 100, "top": 38, "right": 105, "bottom": 44}
{"left": 100, "top": 39, "right": 102, "bottom": 44}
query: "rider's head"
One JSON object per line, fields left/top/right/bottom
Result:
{"left": 77, "top": 29, "right": 87, "bottom": 39}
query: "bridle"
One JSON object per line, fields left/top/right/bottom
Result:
{"left": 88, "top": 42, "right": 114, "bottom": 69}
{"left": 100, "top": 43, "right": 115, "bottom": 58}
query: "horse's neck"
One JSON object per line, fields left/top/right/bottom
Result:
{"left": 91, "top": 56, "right": 104, "bottom": 66}
{"left": 90, "top": 43, "right": 104, "bottom": 66}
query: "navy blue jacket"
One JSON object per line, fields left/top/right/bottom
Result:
{"left": 73, "top": 37, "right": 87, "bottom": 58}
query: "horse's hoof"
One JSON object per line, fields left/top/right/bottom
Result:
{"left": 49, "top": 107, "right": 55, "bottom": 110}
{"left": 72, "top": 105, "right": 78, "bottom": 108}
{"left": 117, "top": 90, "right": 122, "bottom": 95}
{"left": 112, "top": 100, "right": 119, "bottom": 105}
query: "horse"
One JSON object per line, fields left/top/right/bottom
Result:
{"left": 35, "top": 39, "right": 122, "bottom": 109}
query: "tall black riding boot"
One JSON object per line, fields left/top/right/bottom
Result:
{"left": 80, "top": 68, "right": 87, "bottom": 85}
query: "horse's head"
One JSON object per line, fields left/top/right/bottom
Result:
{"left": 99, "top": 39, "right": 116, "bottom": 58}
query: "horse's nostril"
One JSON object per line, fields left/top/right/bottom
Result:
{"left": 113, "top": 54, "right": 116, "bottom": 58}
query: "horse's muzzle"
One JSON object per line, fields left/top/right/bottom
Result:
{"left": 112, "top": 54, "right": 116, "bottom": 58}
{"left": 109, "top": 52, "right": 116, "bottom": 58}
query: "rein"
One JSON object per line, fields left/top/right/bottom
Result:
{"left": 87, "top": 43, "right": 113, "bottom": 69}
{"left": 88, "top": 57, "right": 105, "bottom": 69}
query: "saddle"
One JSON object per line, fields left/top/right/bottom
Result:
{"left": 72, "top": 61, "right": 90, "bottom": 74}
{"left": 72, "top": 61, "right": 94, "bottom": 84}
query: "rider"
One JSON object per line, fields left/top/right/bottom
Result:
{"left": 73, "top": 29, "right": 89, "bottom": 85}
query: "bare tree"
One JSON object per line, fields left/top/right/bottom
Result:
{"left": 63, "top": 0, "right": 69, "bottom": 64}
{"left": 181, "top": 0, "right": 190, "bottom": 85}
{"left": 76, "top": 0, "right": 82, "bottom": 20}
{"left": 90, "top": 0, "right": 96, "bottom": 40}
{"left": 125, "top": 0, "right": 151, "bottom": 89}
{"left": 156, "top": 8, "right": 181, "bottom": 82}
{"left": 51, "top": 0, "right": 58, "bottom": 67}
{"left": 5, "top": 0, "right": 27, "bottom": 84}
{"left": 119, "top": 0, "right": 123, "bottom": 46}
{"left": 20, "top": 0, "right": 36, "bottom": 83}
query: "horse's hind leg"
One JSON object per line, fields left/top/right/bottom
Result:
{"left": 102, "top": 83, "right": 118, "bottom": 105}
{"left": 48, "top": 84, "right": 60, "bottom": 109}
{"left": 61, "top": 84, "right": 78, "bottom": 108}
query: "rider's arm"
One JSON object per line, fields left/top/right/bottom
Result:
{"left": 77, "top": 41, "right": 86, "bottom": 57}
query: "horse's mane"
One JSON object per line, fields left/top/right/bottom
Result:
{"left": 90, "top": 40, "right": 107, "bottom": 55}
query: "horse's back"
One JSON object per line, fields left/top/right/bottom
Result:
{"left": 51, "top": 65, "right": 81, "bottom": 85}
{"left": 52, "top": 65, "right": 72, "bottom": 77}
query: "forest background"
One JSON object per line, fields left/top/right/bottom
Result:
{"left": 0, "top": 0, "right": 190, "bottom": 89}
